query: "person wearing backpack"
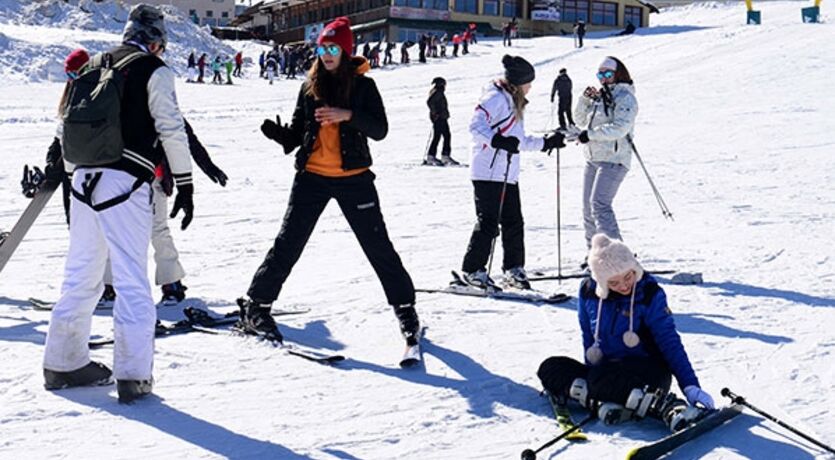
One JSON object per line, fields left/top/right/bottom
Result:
{"left": 42, "top": 4, "right": 194, "bottom": 405}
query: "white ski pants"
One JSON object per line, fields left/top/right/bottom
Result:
{"left": 103, "top": 178, "right": 185, "bottom": 286}
{"left": 44, "top": 169, "right": 155, "bottom": 380}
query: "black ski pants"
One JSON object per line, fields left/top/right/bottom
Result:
{"left": 537, "top": 356, "right": 672, "bottom": 406}
{"left": 558, "top": 98, "right": 574, "bottom": 128}
{"left": 461, "top": 180, "right": 524, "bottom": 273}
{"left": 427, "top": 119, "right": 451, "bottom": 158}
{"left": 248, "top": 171, "right": 415, "bottom": 306}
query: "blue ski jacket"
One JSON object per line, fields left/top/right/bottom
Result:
{"left": 578, "top": 273, "right": 700, "bottom": 391}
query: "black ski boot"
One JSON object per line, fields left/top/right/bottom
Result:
{"left": 44, "top": 361, "right": 113, "bottom": 390}
{"left": 160, "top": 281, "right": 188, "bottom": 306}
{"left": 236, "top": 297, "right": 283, "bottom": 343}
{"left": 393, "top": 303, "right": 421, "bottom": 346}
{"left": 98, "top": 284, "right": 116, "bottom": 306}
{"left": 117, "top": 378, "right": 153, "bottom": 404}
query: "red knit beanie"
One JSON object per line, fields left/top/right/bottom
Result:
{"left": 64, "top": 48, "right": 90, "bottom": 74}
{"left": 318, "top": 17, "right": 353, "bottom": 55}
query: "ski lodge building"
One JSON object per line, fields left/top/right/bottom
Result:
{"left": 233, "top": 0, "right": 656, "bottom": 44}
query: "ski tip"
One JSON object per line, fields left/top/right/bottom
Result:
{"left": 625, "top": 448, "right": 639, "bottom": 460}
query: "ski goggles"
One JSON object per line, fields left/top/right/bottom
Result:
{"left": 66, "top": 71, "right": 79, "bottom": 80}
{"left": 596, "top": 69, "right": 615, "bottom": 80}
{"left": 316, "top": 44, "right": 341, "bottom": 57}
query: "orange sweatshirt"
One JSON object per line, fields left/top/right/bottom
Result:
{"left": 305, "top": 58, "right": 371, "bottom": 178}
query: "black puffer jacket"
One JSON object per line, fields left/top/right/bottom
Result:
{"left": 427, "top": 88, "right": 449, "bottom": 121}
{"left": 283, "top": 58, "right": 387, "bottom": 172}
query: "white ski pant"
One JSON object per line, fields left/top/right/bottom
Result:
{"left": 44, "top": 169, "right": 155, "bottom": 380}
{"left": 103, "top": 178, "right": 185, "bottom": 286}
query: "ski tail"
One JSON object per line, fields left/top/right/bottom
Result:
{"left": 547, "top": 392, "right": 589, "bottom": 442}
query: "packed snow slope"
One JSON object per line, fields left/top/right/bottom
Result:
{"left": 1, "top": 2, "right": 834, "bottom": 459}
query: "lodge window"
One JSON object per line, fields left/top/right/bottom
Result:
{"left": 483, "top": 0, "right": 498, "bottom": 15}
{"left": 624, "top": 5, "right": 643, "bottom": 27}
{"left": 562, "top": 0, "right": 589, "bottom": 23}
{"left": 502, "top": 0, "right": 518, "bottom": 17}
{"left": 454, "top": 0, "right": 477, "bottom": 13}
{"left": 591, "top": 1, "right": 617, "bottom": 26}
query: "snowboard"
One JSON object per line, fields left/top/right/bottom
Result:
{"left": 0, "top": 180, "right": 59, "bottom": 275}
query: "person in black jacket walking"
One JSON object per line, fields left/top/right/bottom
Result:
{"left": 240, "top": 17, "right": 420, "bottom": 349}
{"left": 551, "top": 68, "right": 575, "bottom": 129}
{"left": 424, "top": 77, "right": 457, "bottom": 166}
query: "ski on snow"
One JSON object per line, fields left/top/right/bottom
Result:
{"left": 547, "top": 392, "right": 589, "bottom": 442}
{"left": 416, "top": 271, "right": 572, "bottom": 304}
{"left": 529, "top": 269, "right": 677, "bottom": 282}
{"left": 625, "top": 404, "right": 743, "bottom": 460}
{"left": 399, "top": 327, "right": 427, "bottom": 368}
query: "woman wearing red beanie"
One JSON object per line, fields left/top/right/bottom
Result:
{"left": 239, "top": 17, "right": 421, "bottom": 361}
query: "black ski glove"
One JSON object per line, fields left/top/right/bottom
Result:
{"left": 578, "top": 130, "right": 590, "bottom": 144}
{"left": 490, "top": 133, "right": 520, "bottom": 154}
{"left": 202, "top": 162, "right": 228, "bottom": 187}
{"left": 44, "top": 137, "right": 64, "bottom": 186}
{"left": 260, "top": 115, "right": 290, "bottom": 146}
{"left": 170, "top": 184, "right": 194, "bottom": 230}
{"left": 542, "top": 131, "right": 566, "bottom": 152}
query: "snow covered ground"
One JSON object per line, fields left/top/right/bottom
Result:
{"left": 1, "top": 1, "right": 834, "bottom": 459}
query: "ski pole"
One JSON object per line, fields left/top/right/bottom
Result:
{"left": 625, "top": 135, "right": 673, "bottom": 221}
{"left": 486, "top": 150, "right": 514, "bottom": 279}
{"left": 421, "top": 124, "right": 433, "bottom": 163}
{"left": 721, "top": 388, "right": 835, "bottom": 455}
{"left": 521, "top": 413, "right": 595, "bottom": 460}
{"left": 555, "top": 146, "right": 563, "bottom": 282}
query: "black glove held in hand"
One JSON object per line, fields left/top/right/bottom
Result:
{"left": 542, "top": 131, "right": 566, "bottom": 151}
{"left": 260, "top": 115, "right": 288, "bottom": 145}
{"left": 203, "top": 163, "right": 228, "bottom": 187}
{"left": 578, "top": 130, "right": 590, "bottom": 144}
{"left": 170, "top": 184, "right": 194, "bottom": 230}
{"left": 491, "top": 133, "right": 521, "bottom": 154}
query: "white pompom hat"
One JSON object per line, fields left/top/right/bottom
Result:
{"left": 587, "top": 233, "right": 643, "bottom": 298}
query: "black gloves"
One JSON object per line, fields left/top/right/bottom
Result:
{"left": 491, "top": 133, "right": 520, "bottom": 154}
{"left": 170, "top": 184, "right": 194, "bottom": 230}
{"left": 542, "top": 131, "right": 566, "bottom": 152}
{"left": 201, "top": 163, "right": 228, "bottom": 187}
{"left": 578, "top": 130, "right": 590, "bottom": 144}
{"left": 44, "top": 137, "right": 64, "bottom": 186}
{"left": 260, "top": 115, "right": 290, "bottom": 146}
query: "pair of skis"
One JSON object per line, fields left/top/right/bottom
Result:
{"left": 416, "top": 271, "right": 573, "bottom": 305}
{"left": 88, "top": 306, "right": 343, "bottom": 365}
{"left": 526, "top": 394, "right": 742, "bottom": 460}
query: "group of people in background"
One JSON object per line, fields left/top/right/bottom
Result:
{"left": 258, "top": 44, "right": 314, "bottom": 84}
{"left": 186, "top": 50, "right": 244, "bottom": 85}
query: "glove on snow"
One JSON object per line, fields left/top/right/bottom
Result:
{"left": 170, "top": 184, "right": 194, "bottom": 231}
{"left": 578, "top": 130, "right": 590, "bottom": 144}
{"left": 542, "top": 131, "right": 566, "bottom": 152}
{"left": 490, "top": 133, "right": 520, "bottom": 154}
{"left": 684, "top": 385, "right": 715, "bottom": 410}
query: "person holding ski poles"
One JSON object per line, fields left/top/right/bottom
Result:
{"left": 240, "top": 17, "right": 421, "bottom": 350}
{"left": 460, "top": 55, "right": 565, "bottom": 290}
{"left": 536, "top": 234, "right": 715, "bottom": 432}
{"left": 574, "top": 57, "right": 638, "bottom": 257}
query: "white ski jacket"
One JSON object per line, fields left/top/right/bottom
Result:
{"left": 574, "top": 83, "right": 638, "bottom": 169}
{"left": 469, "top": 82, "right": 544, "bottom": 184}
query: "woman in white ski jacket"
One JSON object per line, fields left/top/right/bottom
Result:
{"left": 461, "top": 55, "right": 565, "bottom": 289}
{"left": 574, "top": 56, "right": 638, "bottom": 250}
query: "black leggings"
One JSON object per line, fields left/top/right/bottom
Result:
{"left": 537, "top": 356, "right": 672, "bottom": 406}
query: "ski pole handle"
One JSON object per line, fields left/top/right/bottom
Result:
{"left": 722, "top": 388, "right": 835, "bottom": 454}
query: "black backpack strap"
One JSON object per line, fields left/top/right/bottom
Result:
{"left": 71, "top": 172, "right": 145, "bottom": 212}
{"left": 112, "top": 50, "right": 149, "bottom": 71}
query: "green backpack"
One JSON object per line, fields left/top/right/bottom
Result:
{"left": 61, "top": 50, "right": 147, "bottom": 166}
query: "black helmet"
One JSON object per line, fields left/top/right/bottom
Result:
{"left": 432, "top": 77, "right": 446, "bottom": 87}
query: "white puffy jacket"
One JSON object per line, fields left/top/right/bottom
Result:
{"left": 574, "top": 83, "right": 638, "bottom": 169}
{"left": 469, "top": 82, "right": 544, "bottom": 184}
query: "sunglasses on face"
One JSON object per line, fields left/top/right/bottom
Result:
{"left": 66, "top": 71, "right": 79, "bottom": 80}
{"left": 316, "top": 44, "right": 341, "bottom": 57}
{"left": 596, "top": 70, "right": 615, "bottom": 80}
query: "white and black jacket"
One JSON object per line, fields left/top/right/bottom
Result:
{"left": 469, "top": 81, "right": 544, "bottom": 185}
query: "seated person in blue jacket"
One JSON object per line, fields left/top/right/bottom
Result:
{"left": 536, "top": 234, "right": 715, "bottom": 431}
